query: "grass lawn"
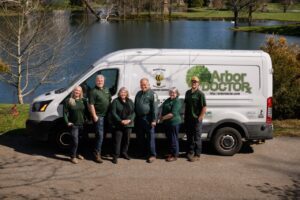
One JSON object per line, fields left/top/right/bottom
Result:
{"left": 0, "top": 104, "right": 29, "bottom": 134}
{"left": 233, "top": 24, "right": 300, "bottom": 36}
{"left": 0, "top": 104, "right": 299, "bottom": 138}
{"left": 171, "top": 6, "right": 300, "bottom": 22}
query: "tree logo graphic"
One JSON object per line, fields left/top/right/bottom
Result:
{"left": 186, "top": 65, "right": 212, "bottom": 87}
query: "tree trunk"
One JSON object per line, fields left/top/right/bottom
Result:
{"left": 81, "top": 0, "right": 100, "bottom": 20}
{"left": 234, "top": 9, "right": 238, "bottom": 28}
{"left": 169, "top": 0, "right": 173, "bottom": 18}
{"left": 164, "top": 0, "right": 169, "bottom": 15}
{"left": 18, "top": 88, "right": 24, "bottom": 104}
{"left": 137, "top": 0, "right": 140, "bottom": 17}
{"left": 248, "top": 4, "right": 253, "bottom": 26}
{"left": 17, "top": 13, "right": 24, "bottom": 104}
{"left": 123, "top": 0, "right": 126, "bottom": 20}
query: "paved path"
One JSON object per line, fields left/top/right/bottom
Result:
{"left": 0, "top": 134, "right": 299, "bottom": 200}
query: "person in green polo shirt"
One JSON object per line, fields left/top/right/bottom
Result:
{"left": 89, "top": 74, "right": 111, "bottom": 163}
{"left": 184, "top": 76, "right": 207, "bottom": 162}
{"left": 110, "top": 87, "right": 135, "bottom": 164}
{"left": 160, "top": 87, "right": 182, "bottom": 162}
{"left": 134, "top": 78, "right": 158, "bottom": 163}
{"left": 64, "top": 86, "right": 89, "bottom": 164}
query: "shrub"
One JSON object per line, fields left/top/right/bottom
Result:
{"left": 261, "top": 36, "right": 300, "bottom": 119}
{"left": 0, "top": 59, "right": 10, "bottom": 73}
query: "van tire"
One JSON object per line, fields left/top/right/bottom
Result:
{"left": 212, "top": 127, "right": 242, "bottom": 156}
{"left": 56, "top": 130, "right": 72, "bottom": 149}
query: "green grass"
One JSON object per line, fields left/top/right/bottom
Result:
{"left": 233, "top": 24, "right": 300, "bottom": 36}
{"left": 0, "top": 104, "right": 29, "bottom": 134}
{"left": 267, "top": 3, "right": 300, "bottom": 12}
{"left": 1, "top": 104, "right": 300, "bottom": 138}
{"left": 170, "top": 7, "right": 300, "bottom": 22}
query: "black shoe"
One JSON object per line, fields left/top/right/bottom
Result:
{"left": 122, "top": 153, "right": 131, "bottom": 160}
{"left": 194, "top": 154, "right": 200, "bottom": 161}
{"left": 112, "top": 157, "right": 118, "bottom": 164}
{"left": 187, "top": 153, "right": 195, "bottom": 162}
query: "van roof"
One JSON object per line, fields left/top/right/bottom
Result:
{"left": 93, "top": 48, "right": 268, "bottom": 66}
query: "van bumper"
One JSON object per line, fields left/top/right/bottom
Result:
{"left": 26, "top": 120, "right": 55, "bottom": 141}
{"left": 244, "top": 123, "right": 273, "bottom": 140}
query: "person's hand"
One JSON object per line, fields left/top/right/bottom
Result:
{"left": 67, "top": 123, "right": 73, "bottom": 127}
{"left": 151, "top": 122, "right": 156, "bottom": 127}
{"left": 125, "top": 120, "right": 131, "bottom": 125}
{"left": 93, "top": 116, "right": 98, "bottom": 123}
{"left": 198, "top": 116, "right": 203, "bottom": 122}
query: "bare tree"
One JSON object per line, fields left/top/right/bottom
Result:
{"left": 247, "top": 0, "right": 266, "bottom": 26}
{"left": 281, "top": 0, "right": 294, "bottom": 13}
{"left": 0, "top": 1, "right": 82, "bottom": 104}
{"left": 226, "top": 0, "right": 252, "bottom": 27}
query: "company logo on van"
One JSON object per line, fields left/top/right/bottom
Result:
{"left": 186, "top": 65, "right": 252, "bottom": 94}
{"left": 153, "top": 68, "right": 166, "bottom": 88}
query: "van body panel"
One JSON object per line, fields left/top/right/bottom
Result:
{"left": 26, "top": 49, "right": 273, "bottom": 144}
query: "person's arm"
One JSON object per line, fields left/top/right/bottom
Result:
{"left": 198, "top": 93, "right": 207, "bottom": 121}
{"left": 83, "top": 98, "right": 91, "bottom": 122}
{"left": 128, "top": 100, "right": 135, "bottom": 124}
{"left": 88, "top": 90, "right": 98, "bottom": 122}
{"left": 63, "top": 100, "right": 72, "bottom": 126}
{"left": 111, "top": 100, "right": 122, "bottom": 124}
{"left": 150, "top": 92, "right": 157, "bottom": 127}
{"left": 161, "top": 99, "right": 181, "bottom": 121}
{"left": 198, "top": 106, "right": 206, "bottom": 121}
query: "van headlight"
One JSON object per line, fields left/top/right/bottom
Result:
{"left": 32, "top": 100, "right": 52, "bottom": 112}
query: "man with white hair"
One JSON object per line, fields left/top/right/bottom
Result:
{"left": 89, "top": 74, "right": 111, "bottom": 163}
{"left": 134, "top": 78, "right": 158, "bottom": 163}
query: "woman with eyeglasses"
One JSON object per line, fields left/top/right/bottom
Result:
{"left": 160, "top": 87, "right": 182, "bottom": 162}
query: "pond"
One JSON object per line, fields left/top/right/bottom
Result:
{"left": 0, "top": 11, "right": 299, "bottom": 103}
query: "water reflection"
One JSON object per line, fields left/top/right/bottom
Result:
{"left": 0, "top": 11, "right": 299, "bottom": 103}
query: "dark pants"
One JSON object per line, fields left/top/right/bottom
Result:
{"left": 185, "top": 119, "right": 203, "bottom": 156}
{"left": 165, "top": 124, "right": 180, "bottom": 157}
{"left": 113, "top": 127, "right": 132, "bottom": 158}
{"left": 135, "top": 116, "right": 156, "bottom": 157}
{"left": 94, "top": 117, "right": 104, "bottom": 154}
{"left": 71, "top": 125, "right": 84, "bottom": 158}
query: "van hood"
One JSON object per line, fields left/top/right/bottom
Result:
{"left": 33, "top": 88, "right": 66, "bottom": 102}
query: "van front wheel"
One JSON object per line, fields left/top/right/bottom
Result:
{"left": 56, "top": 131, "right": 72, "bottom": 149}
{"left": 212, "top": 127, "right": 242, "bottom": 156}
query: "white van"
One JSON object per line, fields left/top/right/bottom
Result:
{"left": 26, "top": 49, "right": 273, "bottom": 156}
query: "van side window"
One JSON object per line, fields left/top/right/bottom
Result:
{"left": 81, "top": 68, "right": 119, "bottom": 97}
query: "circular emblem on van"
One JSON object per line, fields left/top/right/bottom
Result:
{"left": 186, "top": 65, "right": 212, "bottom": 87}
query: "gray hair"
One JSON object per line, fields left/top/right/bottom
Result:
{"left": 140, "top": 78, "right": 149, "bottom": 83}
{"left": 118, "top": 87, "right": 129, "bottom": 98}
{"left": 169, "top": 87, "right": 180, "bottom": 96}
{"left": 96, "top": 74, "right": 105, "bottom": 80}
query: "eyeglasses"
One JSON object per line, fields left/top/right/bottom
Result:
{"left": 191, "top": 80, "right": 198, "bottom": 83}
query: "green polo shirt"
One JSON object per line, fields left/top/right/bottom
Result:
{"left": 184, "top": 89, "right": 206, "bottom": 120}
{"left": 63, "top": 98, "right": 89, "bottom": 126}
{"left": 161, "top": 97, "right": 182, "bottom": 126}
{"left": 134, "top": 89, "right": 157, "bottom": 122}
{"left": 110, "top": 97, "right": 135, "bottom": 128}
{"left": 89, "top": 86, "right": 111, "bottom": 117}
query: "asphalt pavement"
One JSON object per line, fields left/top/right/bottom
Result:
{"left": 0, "top": 133, "right": 299, "bottom": 200}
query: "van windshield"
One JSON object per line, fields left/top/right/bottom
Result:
{"left": 67, "top": 65, "right": 94, "bottom": 87}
